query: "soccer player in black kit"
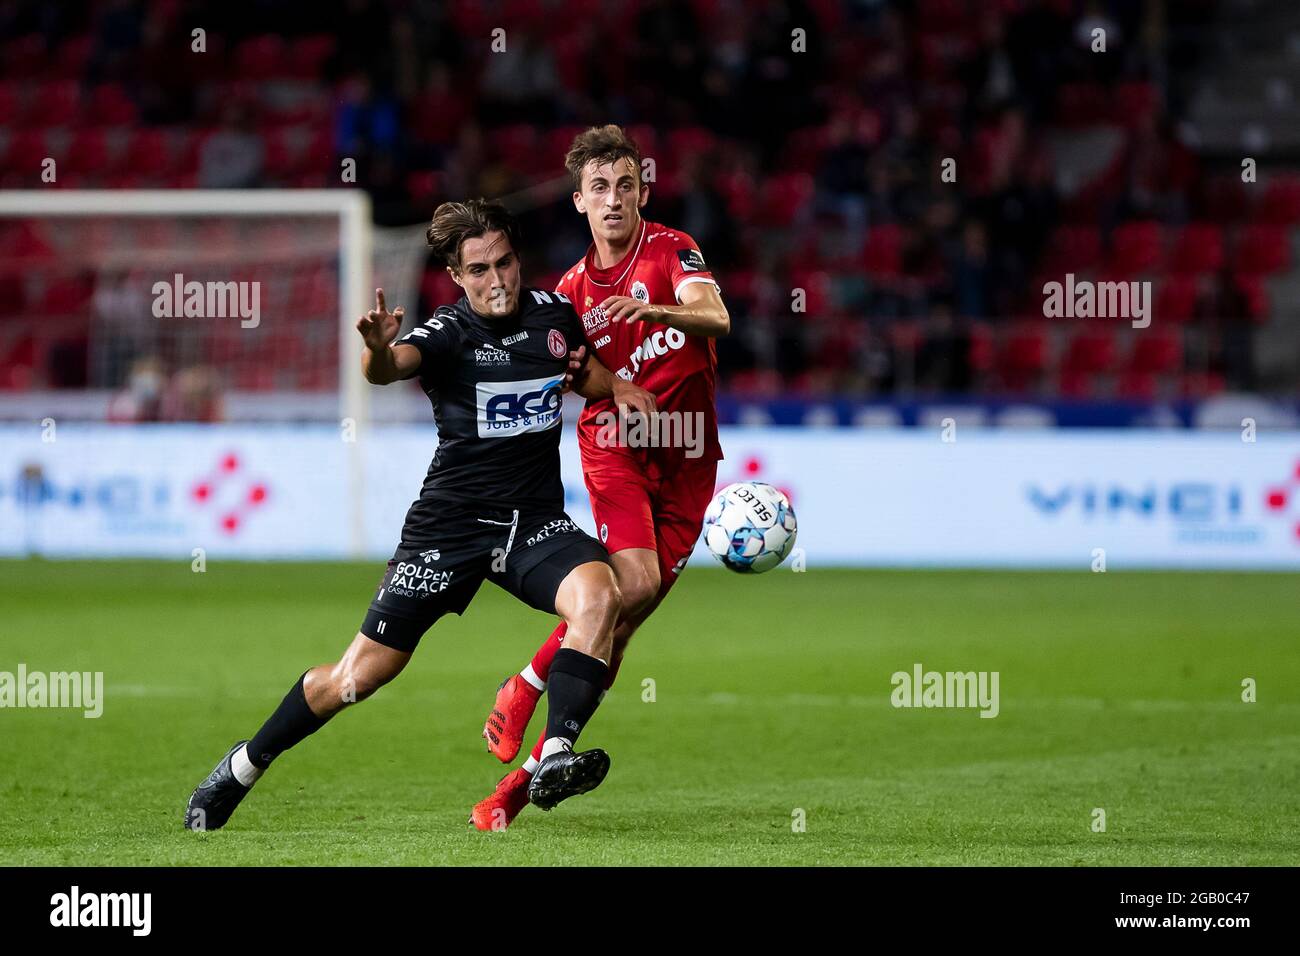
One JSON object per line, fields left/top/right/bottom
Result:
{"left": 184, "top": 199, "right": 656, "bottom": 831}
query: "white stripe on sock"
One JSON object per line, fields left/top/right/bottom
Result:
{"left": 520, "top": 664, "right": 545, "bottom": 692}
{"left": 521, "top": 755, "right": 540, "bottom": 775}
{"left": 230, "top": 743, "right": 264, "bottom": 787}
{"left": 540, "top": 736, "right": 572, "bottom": 761}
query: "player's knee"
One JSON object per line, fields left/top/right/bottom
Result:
{"left": 619, "top": 563, "right": 660, "bottom": 616}
{"left": 573, "top": 574, "right": 622, "bottom": 635}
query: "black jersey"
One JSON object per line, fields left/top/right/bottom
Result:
{"left": 395, "top": 287, "right": 585, "bottom": 524}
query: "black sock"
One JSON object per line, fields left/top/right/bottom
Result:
{"left": 544, "top": 648, "right": 609, "bottom": 748}
{"left": 246, "top": 672, "right": 330, "bottom": 769}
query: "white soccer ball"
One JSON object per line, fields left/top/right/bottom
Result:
{"left": 701, "top": 481, "right": 798, "bottom": 573}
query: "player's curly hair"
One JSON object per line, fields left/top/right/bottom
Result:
{"left": 426, "top": 198, "right": 521, "bottom": 270}
{"left": 564, "top": 124, "right": 643, "bottom": 191}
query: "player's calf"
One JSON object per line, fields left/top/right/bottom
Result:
{"left": 527, "top": 562, "right": 619, "bottom": 809}
{"left": 184, "top": 632, "right": 409, "bottom": 831}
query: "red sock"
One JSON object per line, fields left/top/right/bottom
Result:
{"left": 527, "top": 621, "right": 567, "bottom": 683}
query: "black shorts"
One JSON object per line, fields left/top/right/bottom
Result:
{"left": 360, "top": 502, "right": 609, "bottom": 652}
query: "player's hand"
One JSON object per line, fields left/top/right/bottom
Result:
{"left": 561, "top": 345, "right": 588, "bottom": 394}
{"left": 599, "top": 295, "right": 659, "bottom": 325}
{"left": 356, "top": 288, "right": 405, "bottom": 351}
{"left": 612, "top": 379, "right": 656, "bottom": 422}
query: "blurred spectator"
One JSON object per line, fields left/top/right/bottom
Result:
{"left": 198, "top": 102, "right": 263, "bottom": 189}
{"left": 161, "top": 365, "right": 225, "bottom": 422}
{"left": 106, "top": 356, "right": 165, "bottom": 423}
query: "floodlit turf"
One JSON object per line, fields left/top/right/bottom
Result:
{"left": 0, "top": 559, "right": 1297, "bottom": 866}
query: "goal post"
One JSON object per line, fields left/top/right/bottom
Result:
{"left": 0, "top": 188, "right": 375, "bottom": 556}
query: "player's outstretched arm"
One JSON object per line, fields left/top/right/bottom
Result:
{"left": 567, "top": 345, "right": 656, "bottom": 419}
{"left": 599, "top": 281, "right": 730, "bottom": 337}
{"left": 357, "top": 288, "right": 421, "bottom": 385}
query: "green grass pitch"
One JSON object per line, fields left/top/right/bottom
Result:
{"left": 1, "top": 559, "right": 1296, "bottom": 865}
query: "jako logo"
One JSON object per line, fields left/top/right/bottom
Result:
{"left": 1026, "top": 483, "right": 1242, "bottom": 520}
{"left": 476, "top": 376, "right": 563, "bottom": 438}
{"left": 50, "top": 886, "right": 151, "bottom": 936}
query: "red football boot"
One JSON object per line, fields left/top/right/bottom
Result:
{"left": 482, "top": 674, "right": 541, "bottom": 763}
{"left": 470, "top": 768, "right": 532, "bottom": 831}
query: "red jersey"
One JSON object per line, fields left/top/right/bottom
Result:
{"left": 556, "top": 218, "right": 724, "bottom": 479}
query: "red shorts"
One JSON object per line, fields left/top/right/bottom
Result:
{"left": 581, "top": 452, "right": 719, "bottom": 599}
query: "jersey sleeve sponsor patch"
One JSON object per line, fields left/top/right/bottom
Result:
{"left": 676, "top": 248, "right": 708, "bottom": 273}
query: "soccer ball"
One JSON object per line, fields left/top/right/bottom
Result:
{"left": 702, "top": 481, "right": 798, "bottom": 573}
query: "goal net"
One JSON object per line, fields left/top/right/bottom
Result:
{"left": 0, "top": 190, "right": 429, "bottom": 426}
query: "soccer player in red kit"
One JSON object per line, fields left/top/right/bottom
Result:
{"left": 471, "top": 125, "right": 729, "bottom": 830}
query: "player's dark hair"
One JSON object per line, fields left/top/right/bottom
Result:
{"left": 564, "top": 124, "right": 643, "bottom": 191}
{"left": 426, "top": 198, "right": 521, "bottom": 270}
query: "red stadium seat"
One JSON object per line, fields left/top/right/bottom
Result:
{"left": 121, "top": 129, "right": 175, "bottom": 181}
{"left": 55, "top": 35, "right": 96, "bottom": 76}
{"left": 262, "top": 127, "right": 305, "bottom": 178}
{"left": 1155, "top": 275, "right": 1200, "bottom": 324}
{"left": 234, "top": 35, "right": 288, "bottom": 81}
{"left": 25, "top": 81, "right": 80, "bottom": 126}
{"left": 0, "top": 82, "right": 19, "bottom": 124}
{"left": 1169, "top": 223, "right": 1223, "bottom": 274}
{"left": 0, "top": 275, "right": 25, "bottom": 315}
{"left": 286, "top": 35, "right": 336, "bottom": 79}
{"left": 4, "top": 35, "right": 46, "bottom": 79}
{"left": 1109, "top": 221, "right": 1164, "bottom": 276}
{"left": 1117, "top": 370, "right": 1156, "bottom": 400}
{"left": 1233, "top": 224, "right": 1290, "bottom": 275}
{"left": 1062, "top": 328, "right": 1118, "bottom": 375}
{"left": 1128, "top": 330, "right": 1183, "bottom": 375}
{"left": 1041, "top": 224, "right": 1102, "bottom": 275}
{"left": 63, "top": 129, "right": 111, "bottom": 176}
{"left": 41, "top": 275, "right": 94, "bottom": 314}
{"left": 624, "top": 124, "right": 658, "bottom": 164}
{"left": 1200, "top": 175, "right": 1249, "bottom": 224}
{"left": 790, "top": 270, "right": 835, "bottom": 318}
{"left": 1256, "top": 174, "right": 1300, "bottom": 225}
{"left": 487, "top": 124, "right": 539, "bottom": 168}
{"left": 1233, "top": 274, "right": 1270, "bottom": 322}
{"left": 967, "top": 322, "right": 995, "bottom": 375}
{"left": 1057, "top": 368, "right": 1097, "bottom": 400}
{"left": 85, "top": 84, "right": 137, "bottom": 126}
{"left": 2, "top": 128, "right": 48, "bottom": 175}
{"left": 1113, "top": 82, "right": 1159, "bottom": 128}
{"left": 998, "top": 324, "right": 1049, "bottom": 392}
{"left": 666, "top": 127, "right": 716, "bottom": 166}
{"left": 1055, "top": 83, "right": 1109, "bottom": 126}
{"left": 758, "top": 172, "right": 815, "bottom": 227}
{"left": 0, "top": 334, "right": 37, "bottom": 391}
{"left": 863, "top": 224, "right": 902, "bottom": 278}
